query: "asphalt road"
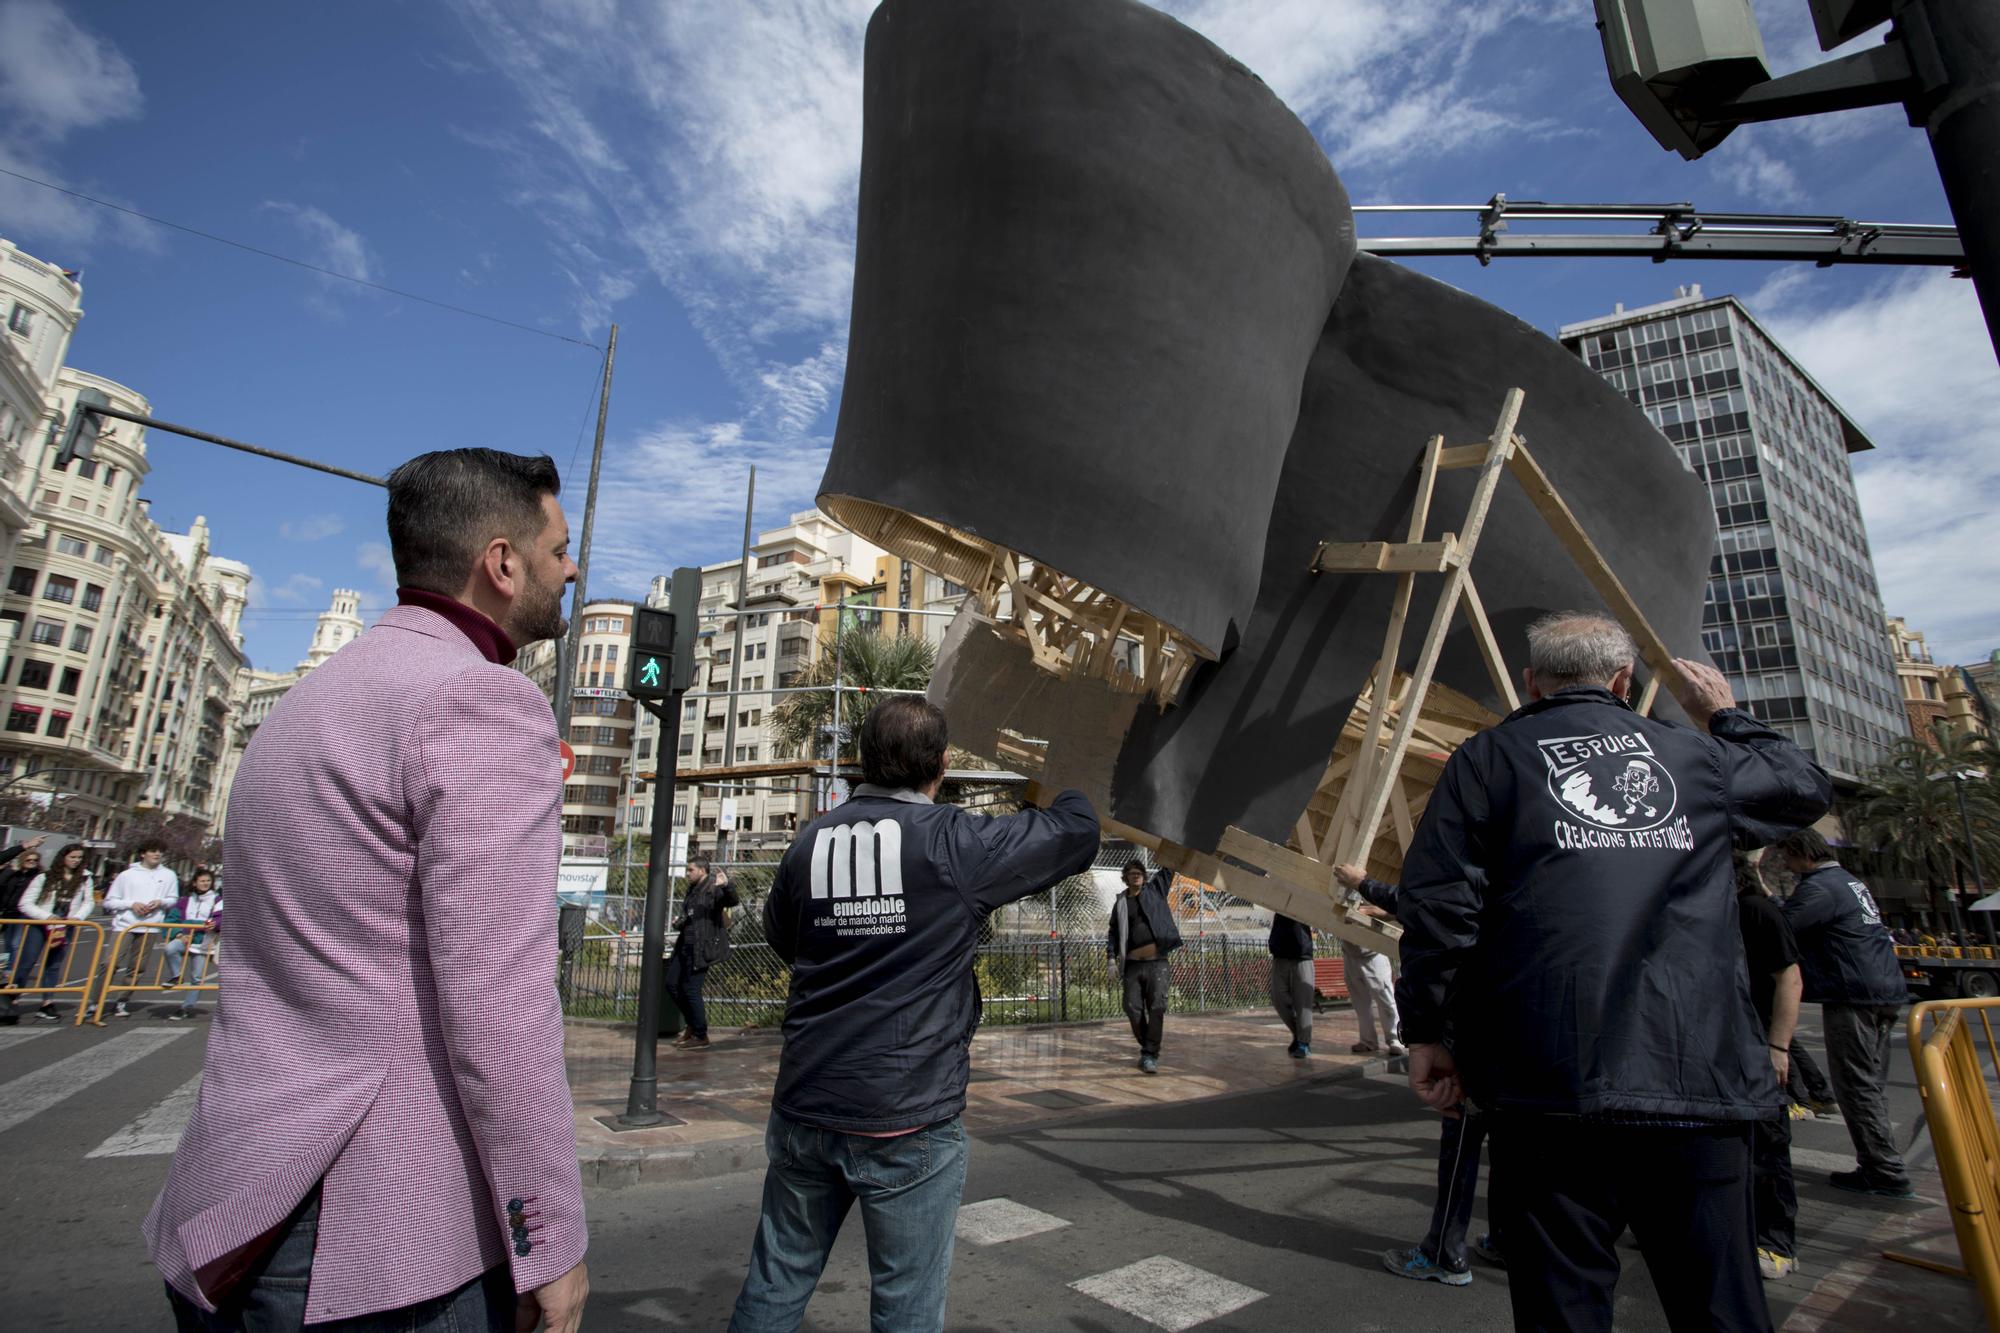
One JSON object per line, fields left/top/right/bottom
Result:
{"left": 0, "top": 1010, "right": 1949, "bottom": 1331}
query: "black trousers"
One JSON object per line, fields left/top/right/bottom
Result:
{"left": 1421, "top": 1109, "right": 1489, "bottom": 1271}
{"left": 1489, "top": 1116, "right": 1771, "bottom": 1333}
{"left": 665, "top": 950, "right": 709, "bottom": 1038}
{"left": 1786, "top": 1041, "right": 1835, "bottom": 1107}
{"left": 1121, "top": 958, "right": 1169, "bottom": 1056}
{"left": 1751, "top": 1115, "right": 1797, "bottom": 1258}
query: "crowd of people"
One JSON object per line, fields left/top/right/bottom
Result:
{"left": 0, "top": 837, "right": 223, "bottom": 1023}
{"left": 123, "top": 447, "right": 1912, "bottom": 1333}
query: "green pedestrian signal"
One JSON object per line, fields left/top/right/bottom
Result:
{"left": 626, "top": 570, "right": 700, "bottom": 701}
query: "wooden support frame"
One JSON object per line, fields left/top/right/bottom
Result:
{"left": 821, "top": 498, "right": 1210, "bottom": 704}
{"left": 1192, "top": 386, "right": 1690, "bottom": 951}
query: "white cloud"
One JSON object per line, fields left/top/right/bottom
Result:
{"left": 260, "top": 202, "right": 381, "bottom": 315}
{"left": 279, "top": 513, "right": 345, "bottom": 542}
{"left": 1750, "top": 267, "right": 2000, "bottom": 664}
{"left": 355, "top": 540, "right": 400, "bottom": 596}
{"left": 0, "top": 1, "right": 152, "bottom": 254}
{"left": 0, "top": 0, "right": 141, "bottom": 138}
{"left": 1703, "top": 140, "right": 1806, "bottom": 206}
{"left": 585, "top": 419, "right": 832, "bottom": 592}
{"left": 265, "top": 572, "right": 326, "bottom": 605}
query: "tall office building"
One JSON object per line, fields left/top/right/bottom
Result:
{"left": 1560, "top": 285, "right": 1904, "bottom": 784}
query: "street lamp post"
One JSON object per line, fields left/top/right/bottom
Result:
{"left": 1949, "top": 768, "right": 1995, "bottom": 948}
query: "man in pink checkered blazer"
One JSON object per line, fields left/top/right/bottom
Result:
{"left": 147, "top": 449, "right": 589, "bottom": 1331}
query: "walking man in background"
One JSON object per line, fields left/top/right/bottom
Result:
{"left": 1341, "top": 927, "right": 1403, "bottom": 1058}
{"left": 1396, "top": 613, "right": 1831, "bottom": 1331}
{"left": 1267, "top": 912, "right": 1315, "bottom": 1057}
{"left": 147, "top": 449, "right": 589, "bottom": 1332}
{"left": 731, "top": 697, "right": 1098, "bottom": 1332}
{"left": 1777, "top": 828, "right": 1914, "bottom": 1198}
{"left": 1110, "top": 858, "right": 1182, "bottom": 1074}
{"left": 666, "top": 851, "right": 739, "bottom": 1050}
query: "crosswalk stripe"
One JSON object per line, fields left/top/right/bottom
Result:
{"left": 88, "top": 1073, "right": 202, "bottom": 1158}
{"left": 0, "top": 1029, "right": 53, "bottom": 1050}
{"left": 0, "top": 1029, "right": 190, "bottom": 1135}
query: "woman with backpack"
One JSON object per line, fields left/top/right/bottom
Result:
{"left": 12, "top": 842, "right": 96, "bottom": 1020}
{"left": 665, "top": 853, "right": 739, "bottom": 1050}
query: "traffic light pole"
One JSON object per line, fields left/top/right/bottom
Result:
{"left": 620, "top": 691, "right": 684, "bottom": 1126}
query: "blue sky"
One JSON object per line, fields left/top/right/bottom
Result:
{"left": 0, "top": 0, "right": 1991, "bottom": 671}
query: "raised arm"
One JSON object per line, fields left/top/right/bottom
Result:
{"left": 410, "top": 667, "right": 586, "bottom": 1308}
{"left": 962, "top": 789, "right": 1101, "bottom": 914}
{"left": 1670, "top": 658, "right": 1831, "bottom": 845}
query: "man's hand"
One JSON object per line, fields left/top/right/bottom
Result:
{"left": 22, "top": 836, "right": 43, "bottom": 852}
{"left": 517, "top": 1261, "right": 588, "bottom": 1333}
{"left": 1769, "top": 1046, "right": 1790, "bottom": 1088}
{"left": 1356, "top": 904, "right": 1390, "bottom": 920}
{"left": 1333, "top": 863, "right": 1367, "bottom": 892}
{"left": 1408, "top": 1042, "right": 1463, "bottom": 1117}
{"left": 1669, "top": 657, "right": 1737, "bottom": 732}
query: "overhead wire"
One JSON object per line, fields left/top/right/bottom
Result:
{"left": 0, "top": 166, "right": 602, "bottom": 351}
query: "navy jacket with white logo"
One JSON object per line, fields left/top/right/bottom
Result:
{"left": 1396, "top": 686, "right": 1831, "bottom": 1121}
{"left": 1784, "top": 864, "right": 1908, "bottom": 1007}
{"left": 765, "top": 784, "right": 1099, "bottom": 1133}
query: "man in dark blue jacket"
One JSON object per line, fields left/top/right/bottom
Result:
{"left": 1776, "top": 828, "right": 1912, "bottom": 1198}
{"left": 730, "top": 697, "right": 1098, "bottom": 1333}
{"left": 1108, "top": 860, "right": 1183, "bottom": 1073}
{"left": 1396, "top": 612, "right": 1831, "bottom": 1332}
{"left": 1267, "top": 913, "right": 1315, "bottom": 1057}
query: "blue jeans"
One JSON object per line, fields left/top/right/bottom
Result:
{"left": 729, "top": 1111, "right": 969, "bottom": 1333}
{"left": 162, "top": 938, "right": 212, "bottom": 1012}
{"left": 167, "top": 1186, "right": 513, "bottom": 1331}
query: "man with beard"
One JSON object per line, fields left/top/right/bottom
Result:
{"left": 147, "top": 450, "right": 588, "bottom": 1333}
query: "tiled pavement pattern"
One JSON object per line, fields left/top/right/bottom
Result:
{"left": 566, "top": 1008, "right": 1376, "bottom": 1185}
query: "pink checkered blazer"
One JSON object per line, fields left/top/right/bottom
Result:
{"left": 146, "top": 604, "right": 586, "bottom": 1322}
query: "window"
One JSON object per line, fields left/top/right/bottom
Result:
{"left": 3, "top": 703, "right": 40, "bottom": 732}
{"left": 637, "top": 737, "right": 652, "bottom": 759}
{"left": 81, "top": 584, "right": 102, "bottom": 611}
{"left": 30, "top": 619, "right": 62, "bottom": 646}
{"left": 42, "top": 575, "right": 74, "bottom": 604}
{"left": 17, "top": 659, "right": 51, "bottom": 689}
{"left": 7, "top": 567, "right": 34, "bottom": 595}
{"left": 57, "top": 667, "right": 80, "bottom": 696}
{"left": 7, "top": 303, "right": 32, "bottom": 336}
{"left": 54, "top": 534, "right": 87, "bottom": 558}
{"left": 679, "top": 734, "right": 695, "bottom": 755}
{"left": 93, "top": 546, "right": 112, "bottom": 565}
{"left": 68, "top": 625, "right": 90, "bottom": 652}
{"left": 45, "top": 711, "right": 69, "bottom": 739}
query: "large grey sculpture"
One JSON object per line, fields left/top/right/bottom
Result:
{"left": 820, "top": 0, "right": 1713, "bottom": 858}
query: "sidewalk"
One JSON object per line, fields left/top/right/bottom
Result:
{"left": 567, "top": 1006, "right": 1380, "bottom": 1187}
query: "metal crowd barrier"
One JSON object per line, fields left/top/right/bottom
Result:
{"left": 1897, "top": 997, "right": 2000, "bottom": 1327}
{"left": 87, "top": 922, "right": 218, "bottom": 1026}
{"left": 0, "top": 917, "right": 109, "bottom": 1026}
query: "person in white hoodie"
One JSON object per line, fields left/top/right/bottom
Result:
{"left": 100, "top": 840, "right": 177, "bottom": 1019}
{"left": 11, "top": 842, "right": 96, "bottom": 1021}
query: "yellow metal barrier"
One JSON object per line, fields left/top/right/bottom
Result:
{"left": 1902, "top": 998, "right": 2000, "bottom": 1327}
{"left": 88, "top": 922, "right": 218, "bottom": 1025}
{"left": 0, "top": 917, "right": 109, "bottom": 1026}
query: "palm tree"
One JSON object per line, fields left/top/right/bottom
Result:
{"left": 771, "top": 626, "right": 937, "bottom": 763}
{"left": 1846, "top": 730, "right": 2000, "bottom": 924}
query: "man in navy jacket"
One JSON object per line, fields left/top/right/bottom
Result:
{"left": 1396, "top": 612, "right": 1830, "bottom": 1332}
{"left": 1108, "top": 861, "right": 1183, "bottom": 1073}
{"left": 1777, "top": 828, "right": 1912, "bottom": 1197}
{"left": 730, "top": 697, "right": 1098, "bottom": 1333}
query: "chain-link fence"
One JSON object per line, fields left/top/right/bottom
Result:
{"left": 557, "top": 839, "right": 1296, "bottom": 1028}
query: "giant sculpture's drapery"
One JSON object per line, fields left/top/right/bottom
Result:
{"left": 818, "top": 0, "right": 1713, "bottom": 891}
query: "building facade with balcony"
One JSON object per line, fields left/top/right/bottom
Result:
{"left": 1560, "top": 286, "right": 1906, "bottom": 785}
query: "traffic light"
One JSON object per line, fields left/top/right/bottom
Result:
{"left": 1593, "top": 0, "right": 1769, "bottom": 159}
{"left": 625, "top": 565, "right": 701, "bottom": 700}
{"left": 55, "top": 388, "right": 109, "bottom": 469}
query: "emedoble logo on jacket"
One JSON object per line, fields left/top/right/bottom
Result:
{"left": 1538, "top": 732, "right": 1694, "bottom": 852}
{"left": 809, "top": 819, "right": 910, "bottom": 938}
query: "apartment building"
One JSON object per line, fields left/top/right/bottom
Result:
{"left": 1561, "top": 286, "right": 1906, "bottom": 784}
